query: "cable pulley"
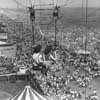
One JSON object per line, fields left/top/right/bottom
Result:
{"left": 28, "top": 6, "right": 35, "bottom": 21}
{"left": 53, "top": 6, "right": 59, "bottom": 19}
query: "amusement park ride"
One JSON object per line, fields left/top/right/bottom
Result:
{"left": 13, "top": 0, "right": 73, "bottom": 46}
{"left": 0, "top": 0, "right": 73, "bottom": 76}
{"left": 0, "top": 0, "right": 100, "bottom": 100}
{"left": 0, "top": 0, "right": 92, "bottom": 77}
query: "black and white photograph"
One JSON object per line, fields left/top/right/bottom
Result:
{"left": 0, "top": 0, "right": 99, "bottom": 100}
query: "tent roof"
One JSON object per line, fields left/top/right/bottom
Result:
{"left": 10, "top": 85, "right": 48, "bottom": 100}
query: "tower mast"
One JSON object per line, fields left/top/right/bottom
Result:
{"left": 53, "top": 5, "right": 59, "bottom": 46}
{"left": 29, "top": 5, "right": 35, "bottom": 47}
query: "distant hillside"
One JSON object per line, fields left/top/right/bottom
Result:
{"left": 61, "top": 7, "right": 100, "bottom": 27}
{"left": 1, "top": 7, "right": 100, "bottom": 28}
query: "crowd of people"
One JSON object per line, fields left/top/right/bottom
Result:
{"left": 0, "top": 41, "right": 99, "bottom": 100}
{"left": 26, "top": 43, "right": 99, "bottom": 100}
{"left": 1, "top": 15, "right": 100, "bottom": 100}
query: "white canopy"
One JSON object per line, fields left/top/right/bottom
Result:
{"left": 0, "top": 41, "right": 6, "bottom": 45}
{"left": 77, "top": 50, "right": 90, "bottom": 54}
{"left": 10, "top": 85, "right": 48, "bottom": 100}
{"left": 97, "top": 60, "right": 100, "bottom": 65}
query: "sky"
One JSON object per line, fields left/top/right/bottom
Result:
{"left": 0, "top": 0, "right": 100, "bottom": 8}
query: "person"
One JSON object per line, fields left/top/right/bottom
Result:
{"left": 89, "top": 89, "right": 98, "bottom": 100}
{"left": 43, "top": 45, "right": 53, "bottom": 60}
{"left": 43, "top": 45, "right": 62, "bottom": 68}
{"left": 32, "top": 44, "right": 48, "bottom": 75}
{"left": 49, "top": 50, "right": 58, "bottom": 62}
{"left": 43, "top": 45, "right": 54, "bottom": 65}
{"left": 32, "top": 44, "right": 43, "bottom": 64}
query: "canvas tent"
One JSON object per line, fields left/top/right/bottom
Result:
{"left": 10, "top": 85, "right": 48, "bottom": 100}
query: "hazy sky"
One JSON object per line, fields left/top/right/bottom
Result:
{"left": 0, "top": 0, "right": 100, "bottom": 8}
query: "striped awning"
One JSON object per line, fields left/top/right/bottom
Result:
{"left": 10, "top": 85, "right": 48, "bottom": 100}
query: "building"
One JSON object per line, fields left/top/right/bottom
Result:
{"left": 0, "top": 22, "right": 16, "bottom": 58}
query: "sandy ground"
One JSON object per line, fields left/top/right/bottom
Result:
{"left": 0, "top": 91, "right": 11, "bottom": 100}
{"left": 67, "top": 77, "right": 100, "bottom": 100}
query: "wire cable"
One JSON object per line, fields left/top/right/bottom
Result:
{"left": 56, "top": 0, "right": 59, "bottom": 5}
{"left": 85, "top": 0, "right": 88, "bottom": 53}
{"left": 82, "top": 0, "right": 84, "bottom": 49}
{"left": 29, "top": 0, "right": 33, "bottom": 6}
{"left": 84, "top": 0, "right": 88, "bottom": 100}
